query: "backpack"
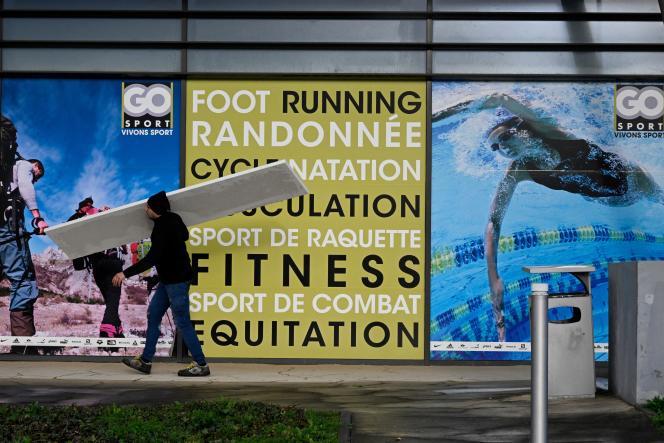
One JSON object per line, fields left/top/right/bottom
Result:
{"left": 67, "top": 211, "right": 91, "bottom": 271}
{"left": 0, "top": 116, "right": 21, "bottom": 214}
{"left": 0, "top": 116, "right": 29, "bottom": 250}
{"left": 72, "top": 256, "right": 89, "bottom": 271}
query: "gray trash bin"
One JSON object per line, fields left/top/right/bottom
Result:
{"left": 524, "top": 265, "right": 596, "bottom": 399}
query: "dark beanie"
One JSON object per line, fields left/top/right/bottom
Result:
{"left": 78, "top": 196, "right": 93, "bottom": 210}
{"left": 147, "top": 190, "right": 170, "bottom": 215}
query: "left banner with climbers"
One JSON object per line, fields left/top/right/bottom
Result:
{"left": 0, "top": 78, "right": 181, "bottom": 356}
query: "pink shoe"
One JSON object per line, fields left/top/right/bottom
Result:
{"left": 99, "top": 323, "right": 124, "bottom": 353}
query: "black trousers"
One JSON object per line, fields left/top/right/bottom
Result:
{"left": 91, "top": 255, "right": 123, "bottom": 327}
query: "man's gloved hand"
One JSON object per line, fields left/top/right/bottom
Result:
{"left": 31, "top": 217, "right": 49, "bottom": 235}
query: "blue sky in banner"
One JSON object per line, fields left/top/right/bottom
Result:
{"left": 1, "top": 78, "right": 180, "bottom": 253}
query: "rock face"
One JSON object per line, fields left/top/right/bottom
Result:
{"left": 30, "top": 247, "right": 149, "bottom": 305}
{"left": 0, "top": 247, "right": 168, "bottom": 356}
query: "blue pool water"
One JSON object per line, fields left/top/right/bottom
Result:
{"left": 430, "top": 82, "right": 664, "bottom": 361}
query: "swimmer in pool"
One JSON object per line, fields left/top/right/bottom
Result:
{"left": 434, "top": 93, "right": 662, "bottom": 341}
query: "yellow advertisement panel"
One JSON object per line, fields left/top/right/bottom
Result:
{"left": 185, "top": 80, "right": 426, "bottom": 359}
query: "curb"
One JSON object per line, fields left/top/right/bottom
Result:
{"left": 339, "top": 411, "right": 352, "bottom": 443}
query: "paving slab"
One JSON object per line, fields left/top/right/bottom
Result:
{"left": 0, "top": 362, "right": 660, "bottom": 442}
{"left": 0, "top": 361, "right": 531, "bottom": 383}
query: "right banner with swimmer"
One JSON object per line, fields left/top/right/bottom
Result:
{"left": 430, "top": 81, "right": 664, "bottom": 360}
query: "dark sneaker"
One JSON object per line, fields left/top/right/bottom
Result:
{"left": 8, "top": 345, "right": 39, "bottom": 355}
{"left": 122, "top": 355, "right": 152, "bottom": 374}
{"left": 178, "top": 362, "right": 210, "bottom": 377}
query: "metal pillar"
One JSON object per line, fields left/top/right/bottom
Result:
{"left": 530, "top": 283, "right": 549, "bottom": 443}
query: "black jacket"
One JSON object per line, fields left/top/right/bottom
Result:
{"left": 123, "top": 211, "right": 193, "bottom": 284}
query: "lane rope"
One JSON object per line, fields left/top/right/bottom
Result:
{"left": 432, "top": 225, "right": 662, "bottom": 275}
{"left": 430, "top": 254, "right": 664, "bottom": 343}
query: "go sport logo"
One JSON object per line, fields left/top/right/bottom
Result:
{"left": 121, "top": 82, "right": 174, "bottom": 135}
{"left": 614, "top": 85, "right": 664, "bottom": 133}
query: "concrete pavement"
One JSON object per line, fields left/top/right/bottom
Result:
{"left": 0, "top": 360, "right": 532, "bottom": 384}
{"left": 0, "top": 361, "right": 661, "bottom": 442}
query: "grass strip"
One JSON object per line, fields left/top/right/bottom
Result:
{"left": 1, "top": 398, "right": 339, "bottom": 443}
{"left": 646, "top": 396, "right": 664, "bottom": 431}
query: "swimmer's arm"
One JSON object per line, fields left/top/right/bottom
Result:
{"left": 481, "top": 94, "right": 574, "bottom": 140}
{"left": 432, "top": 94, "right": 537, "bottom": 123}
{"left": 432, "top": 93, "right": 573, "bottom": 139}
{"left": 432, "top": 100, "right": 476, "bottom": 122}
{"left": 485, "top": 165, "right": 528, "bottom": 285}
{"left": 481, "top": 94, "right": 541, "bottom": 122}
{"left": 432, "top": 94, "right": 538, "bottom": 123}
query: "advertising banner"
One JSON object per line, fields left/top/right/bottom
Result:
{"left": 0, "top": 78, "right": 180, "bottom": 356}
{"left": 186, "top": 80, "right": 427, "bottom": 359}
{"left": 430, "top": 82, "right": 664, "bottom": 360}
